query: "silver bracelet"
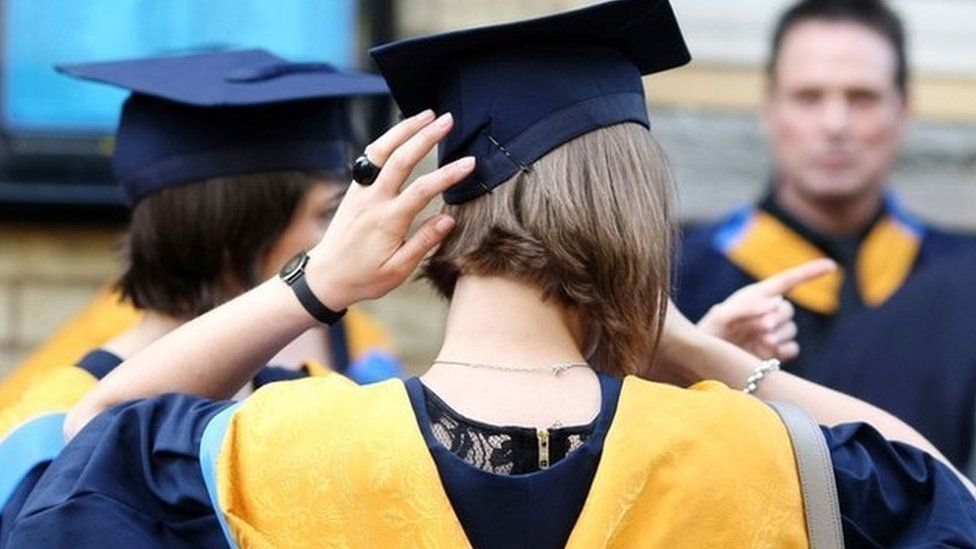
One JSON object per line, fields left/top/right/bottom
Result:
{"left": 742, "top": 359, "right": 781, "bottom": 394}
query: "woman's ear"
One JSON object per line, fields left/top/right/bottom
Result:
{"left": 582, "top": 322, "right": 602, "bottom": 362}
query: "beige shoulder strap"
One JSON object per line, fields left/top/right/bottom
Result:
{"left": 765, "top": 400, "right": 845, "bottom": 549}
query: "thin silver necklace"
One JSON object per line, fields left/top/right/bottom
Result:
{"left": 432, "top": 359, "right": 590, "bottom": 376}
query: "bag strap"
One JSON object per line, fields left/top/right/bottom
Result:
{"left": 765, "top": 400, "right": 845, "bottom": 549}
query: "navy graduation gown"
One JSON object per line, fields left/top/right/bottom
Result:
{"left": 401, "top": 374, "right": 622, "bottom": 548}
{"left": 806, "top": 250, "right": 976, "bottom": 470}
{"left": 676, "top": 197, "right": 976, "bottom": 378}
{"left": 8, "top": 387, "right": 976, "bottom": 548}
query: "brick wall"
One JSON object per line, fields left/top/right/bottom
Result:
{"left": 0, "top": 224, "right": 121, "bottom": 374}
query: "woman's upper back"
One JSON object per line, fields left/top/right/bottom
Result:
{"left": 200, "top": 374, "right": 808, "bottom": 547}
{"left": 9, "top": 373, "right": 976, "bottom": 548}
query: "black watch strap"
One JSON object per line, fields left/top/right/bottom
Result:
{"left": 292, "top": 273, "right": 346, "bottom": 325}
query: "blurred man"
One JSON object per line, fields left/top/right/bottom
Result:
{"left": 676, "top": 0, "right": 975, "bottom": 376}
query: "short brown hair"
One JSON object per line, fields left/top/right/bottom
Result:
{"left": 768, "top": 0, "right": 908, "bottom": 96}
{"left": 117, "top": 170, "right": 339, "bottom": 318}
{"left": 424, "top": 123, "right": 675, "bottom": 377}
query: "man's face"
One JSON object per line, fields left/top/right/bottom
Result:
{"left": 764, "top": 20, "right": 908, "bottom": 203}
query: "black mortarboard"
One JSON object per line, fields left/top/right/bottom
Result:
{"left": 57, "top": 49, "right": 388, "bottom": 205}
{"left": 370, "top": 0, "right": 690, "bottom": 204}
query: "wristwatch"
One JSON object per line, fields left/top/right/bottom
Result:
{"left": 279, "top": 251, "right": 346, "bottom": 325}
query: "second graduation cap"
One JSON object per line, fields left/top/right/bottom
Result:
{"left": 370, "top": 0, "right": 690, "bottom": 205}
{"left": 58, "top": 49, "right": 388, "bottom": 205}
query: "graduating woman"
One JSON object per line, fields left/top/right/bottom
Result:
{"left": 0, "top": 49, "right": 401, "bottom": 544}
{"left": 9, "top": 1, "right": 976, "bottom": 547}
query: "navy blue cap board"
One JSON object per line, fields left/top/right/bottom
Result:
{"left": 57, "top": 49, "right": 389, "bottom": 205}
{"left": 370, "top": 0, "right": 690, "bottom": 205}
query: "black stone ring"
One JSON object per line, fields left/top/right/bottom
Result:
{"left": 352, "top": 155, "right": 381, "bottom": 186}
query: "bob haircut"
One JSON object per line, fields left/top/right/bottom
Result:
{"left": 116, "top": 169, "right": 343, "bottom": 318}
{"left": 424, "top": 123, "right": 675, "bottom": 377}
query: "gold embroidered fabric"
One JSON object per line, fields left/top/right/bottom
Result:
{"left": 215, "top": 376, "right": 809, "bottom": 548}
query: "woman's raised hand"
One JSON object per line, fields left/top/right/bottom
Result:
{"left": 307, "top": 110, "right": 474, "bottom": 311}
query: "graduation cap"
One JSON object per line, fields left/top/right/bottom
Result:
{"left": 370, "top": 0, "right": 690, "bottom": 204}
{"left": 58, "top": 49, "right": 388, "bottom": 205}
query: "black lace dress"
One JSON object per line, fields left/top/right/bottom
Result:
{"left": 422, "top": 385, "right": 595, "bottom": 474}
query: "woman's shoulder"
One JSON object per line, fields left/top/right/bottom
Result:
{"left": 616, "top": 377, "right": 799, "bottom": 468}
{"left": 619, "top": 378, "right": 976, "bottom": 544}
{"left": 0, "top": 364, "right": 101, "bottom": 441}
{"left": 244, "top": 371, "right": 382, "bottom": 406}
{"left": 620, "top": 376, "right": 769, "bottom": 423}
{"left": 233, "top": 375, "right": 404, "bottom": 430}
